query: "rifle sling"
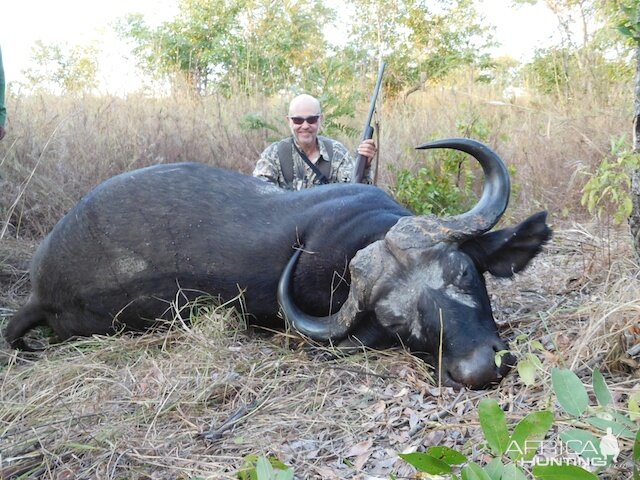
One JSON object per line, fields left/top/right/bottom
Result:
{"left": 279, "top": 136, "right": 333, "bottom": 187}
{"left": 292, "top": 142, "right": 329, "bottom": 185}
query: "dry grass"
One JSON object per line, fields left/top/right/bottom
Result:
{"left": 377, "top": 81, "right": 630, "bottom": 219}
{"left": 0, "top": 79, "right": 631, "bottom": 238}
{"left": 0, "top": 92, "right": 284, "bottom": 238}
{"left": 0, "top": 220, "right": 638, "bottom": 479}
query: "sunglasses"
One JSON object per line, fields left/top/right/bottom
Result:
{"left": 289, "top": 115, "right": 321, "bottom": 125}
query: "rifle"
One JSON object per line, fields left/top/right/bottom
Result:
{"left": 351, "top": 61, "right": 386, "bottom": 183}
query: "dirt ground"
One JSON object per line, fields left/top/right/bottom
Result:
{"left": 0, "top": 222, "right": 638, "bottom": 479}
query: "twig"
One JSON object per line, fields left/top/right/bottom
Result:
{"left": 427, "top": 389, "right": 465, "bottom": 423}
{"left": 0, "top": 413, "right": 104, "bottom": 440}
{"left": 326, "top": 365, "right": 394, "bottom": 380}
{"left": 200, "top": 400, "right": 259, "bottom": 441}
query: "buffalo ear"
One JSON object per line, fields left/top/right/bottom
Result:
{"left": 461, "top": 211, "right": 552, "bottom": 278}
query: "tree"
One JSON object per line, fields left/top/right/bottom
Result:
{"left": 517, "top": 0, "right": 633, "bottom": 104}
{"left": 22, "top": 41, "right": 99, "bottom": 94}
{"left": 345, "top": 0, "right": 495, "bottom": 96}
{"left": 117, "top": 0, "right": 497, "bottom": 98}
{"left": 566, "top": 0, "right": 640, "bottom": 254}
{"left": 621, "top": 0, "right": 640, "bottom": 253}
{"left": 117, "top": 0, "right": 244, "bottom": 94}
{"left": 235, "top": 0, "right": 334, "bottom": 94}
{"left": 117, "top": 0, "right": 334, "bottom": 95}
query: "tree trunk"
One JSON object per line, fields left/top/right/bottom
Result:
{"left": 629, "top": 8, "right": 640, "bottom": 255}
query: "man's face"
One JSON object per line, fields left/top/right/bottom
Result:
{"left": 288, "top": 100, "right": 322, "bottom": 148}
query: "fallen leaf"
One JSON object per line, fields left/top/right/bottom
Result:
{"left": 346, "top": 439, "right": 373, "bottom": 457}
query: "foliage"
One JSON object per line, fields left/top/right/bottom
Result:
{"left": 399, "top": 447, "right": 466, "bottom": 476}
{"left": 116, "top": 0, "right": 495, "bottom": 100}
{"left": 345, "top": 0, "right": 495, "bottom": 96}
{"left": 516, "top": 0, "right": 634, "bottom": 101}
{"left": 399, "top": 397, "right": 555, "bottom": 478}
{"left": 399, "top": 368, "right": 639, "bottom": 479}
{"left": 22, "top": 41, "right": 99, "bottom": 94}
{"left": 581, "top": 136, "right": 640, "bottom": 224}
{"left": 237, "top": 454, "right": 294, "bottom": 480}
{"left": 515, "top": 0, "right": 635, "bottom": 50}
{"left": 496, "top": 334, "right": 546, "bottom": 387}
{"left": 522, "top": 45, "right": 633, "bottom": 102}
{"left": 600, "top": 0, "right": 640, "bottom": 46}
{"left": 551, "top": 368, "right": 639, "bottom": 472}
{"left": 233, "top": 0, "right": 335, "bottom": 95}
{"left": 239, "top": 113, "right": 281, "bottom": 135}
{"left": 389, "top": 110, "right": 499, "bottom": 216}
{"left": 117, "top": 0, "right": 334, "bottom": 96}
{"left": 116, "top": 1, "right": 245, "bottom": 93}
{"left": 390, "top": 160, "right": 474, "bottom": 216}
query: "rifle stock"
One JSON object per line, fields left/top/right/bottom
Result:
{"left": 351, "top": 61, "right": 386, "bottom": 183}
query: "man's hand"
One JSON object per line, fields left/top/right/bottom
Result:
{"left": 0, "top": 126, "right": 5, "bottom": 141}
{"left": 357, "top": 139, "right": 377, "bottom": 164}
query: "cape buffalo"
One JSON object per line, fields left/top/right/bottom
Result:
{"left": 4, "top": 138, "right": 551, "bottom": 389}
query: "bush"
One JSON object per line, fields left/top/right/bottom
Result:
{"left": 389, "top": 111, "right": 500, "bottom": 216}
{"left": 390, "top": 156, "right": 475, "bottom": 216}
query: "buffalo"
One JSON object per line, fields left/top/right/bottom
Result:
{"left": 4, "top": 138, "right": 551, "bottom": 389}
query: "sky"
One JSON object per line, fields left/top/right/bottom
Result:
{"left": 1, "top": 0, "right": 560, "bottom": 95}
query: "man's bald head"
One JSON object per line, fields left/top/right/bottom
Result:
{"left": 288, "top": 94, "right": 321, "bottom": 116}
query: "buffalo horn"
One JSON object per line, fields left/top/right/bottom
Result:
{"left": 416, "top": 138, "right": 510, "bottom": 236}
{"left": 278, "top": 248, "right": 360, "bottom": 341}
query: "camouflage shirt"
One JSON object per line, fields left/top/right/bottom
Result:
{"left": 253, "top": 136, "right": 372, "bottom": 190}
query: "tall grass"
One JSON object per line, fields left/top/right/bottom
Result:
{"left": 0, "top": 77, "right": 632, "bottom": 238}
{"left": 380, "top": 81, "right": 631, "bottom": 218}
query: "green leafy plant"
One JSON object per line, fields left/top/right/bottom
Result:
{"left": 399, "top": 368, "right": 639, "bottom": 479}
{"left": 496, "top": 334, "right": 548, "bottom": 387}
{"left": 237, "top": 454, "right": 294, "bottom": 480}
{"left": 400, "top": 397, "right": 555, "bottom": 478}
{"left": 614, "top": 0, "right": 640, "bottom": 45}
{"left": 390, "top": 111, "right": 517, "bottom": 217}
{"left": 581, "top": 136, "right": 640, "bottom": 224}
{"left": 390, "top": 158, "right": 474, "bottom": 216}
{"left": 551, "top": 368, "right": 638, "bottom": 470}
{"left": 391, "top": 148, "right": 519, "bottom": 217}
{"left": 239, "top": 113, "right": 281, "bottom": 135}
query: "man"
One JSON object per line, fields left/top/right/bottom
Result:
{"left": 0, "top": 46, "right": 6, "bottom": 141}
{"left": 253, "top": 94, "right": 377, "bottom": 190}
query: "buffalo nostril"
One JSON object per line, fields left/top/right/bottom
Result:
{"left": 498, "top": 350, "right": 517, "bottom": 369}
{"left": 446, "top": 343, "right": 516, "bottom": 389}
{"left": 492, "top": 342, "right": 516, "bottom": 369}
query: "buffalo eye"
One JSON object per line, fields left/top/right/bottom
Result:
{"left": 448, "top": 253, "right": 477, "bottom": 288}
{"left": 456, "top": 265, "right": 474, "bottom": 287}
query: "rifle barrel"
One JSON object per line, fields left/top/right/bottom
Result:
{"left": 361, "top": 62, "right": 386, "bottom": 142}
{"left": 351, "top": 61, "right": 386, "bottom": 184}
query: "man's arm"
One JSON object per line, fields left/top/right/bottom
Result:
{"left": 253, "top": 143, "right": 282, "bottom": 186}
